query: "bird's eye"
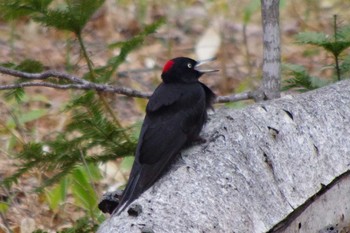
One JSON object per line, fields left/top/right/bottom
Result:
{"left": 187, "top": 63, "right": 192, "bottom": 68}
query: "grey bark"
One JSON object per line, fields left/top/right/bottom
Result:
{"left": 272, "top": 172, "right": 350, "bottom": 233}
{"left": 260, "top": 0, "right": 281, "bottom": 100}
{"left": 98, "top": 79, "right": 350, "bottom": 233}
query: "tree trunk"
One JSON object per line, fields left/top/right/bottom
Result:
{"left": 98, "top": 79, "right": 350, "bottom": 233}
{"left": 260, "top": 0, "right": 281, "bottom": 100}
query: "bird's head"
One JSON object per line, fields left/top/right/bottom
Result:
{"left": 161, "top": 57, "right": 218, "bottom": 83}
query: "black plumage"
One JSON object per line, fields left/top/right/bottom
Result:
{"left": 113, "top": 57, "right": 217, "bottom": 215}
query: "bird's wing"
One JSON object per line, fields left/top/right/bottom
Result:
{"left": 138, "top": 110, "right": 189, "bottom": 164}
{"left": 146, "top": 83, "right": 183, "bottom": 113}
{"left": 114, "top": 109, "right": 189, "bottom": 215}
{"left": 140, "top": 83, "right": 206, "bottom": 164}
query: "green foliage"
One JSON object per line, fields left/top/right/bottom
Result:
{"left": 60, "top": 216, "right": 100, "bottom": 233}
{"left": 296, "top": 29, "right": 350, "bottom": 57}
{"left": 0, "top": 1, "right": 164, "bottom": 231}
{"left": 32, "top": 216, "right": 99, "bottom": 233}
{"left": 2, "top": 59, "right": 44, "bottom": 102}
{"left": 45, "top": 178, "right": 68, "bottom": 211}
{"left": 45, "top": 163, "right": 105, "bottom": 217}
{"left": 243, "top": 0, "right": 260, "bottom": 24}
{"left": 0, "top": 201, "right": 9, "bottom": 213}
{"left": 5, "top": 87, "right": 25, "bottom": 103}
{"left": 0, "top": 59, "right": 44, "bottom": 73}
{"left": 120, "top": 155, "right": 135, "bottom": 172}
{"left": 0, "top": 0, "right": 104, "bottom": 34}
{"left": 96, "top": 18, "right": 165, "bottom": 83}
{"left": 340, "top": 54, "right": 350, "bottom": 76}
{"left": 35, "top": 0, "right": 105, "bottom": 34}
{"left": 282, "top": 64, "right": 329, "bottom": 92}
{"left": 284, "top": 16, "right": 350, "bottom": 91}
{"left": 1, "top": 91, "right": 136, "bottom": 190}
{"left": 7, "top": 109, "right": 48, "bottom": 128}
{"left": 295, "top": 16, "right": 350, "bottom": 81}
{"left": 0, "top": 0, "right": 53, "bottom": 20}
{"left": 44, "top": 164, "right": 105, "bottom": 225}
{"left": 1, "top": 92, "right": 50, "bottom": 154}
{"left": 16, "top": 59, "right": 44, "bottom": 73}
{"left": 70, "top": 166, "right": 99, "bottom": 213}
{"left": 1, "top": 91, "right": 134, "bottom": 229}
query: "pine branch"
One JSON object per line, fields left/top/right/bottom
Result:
{"left": 0, "top": 66, "right": 254, "bottom": 103}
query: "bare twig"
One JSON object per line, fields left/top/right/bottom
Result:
{"left": 0, "top": 66, "right": 87, "bottom": 84}
{"left": 0, "top": 66, "right": 152, "bottom": 98}
{"left": 216, "top": 91, "right": 254, "bottom": 103}
{"left": 0, "top": 66, "right": 254, "bottom": 103}
{"left": 0, "top": 81, "right": 152, "bottom": 98}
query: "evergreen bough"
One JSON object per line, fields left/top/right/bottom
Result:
{"left": 0, "top": 0, "right": 164, "bottom": 231}
{"left": 283, "top": 15, "right": 350, "bottom": 91}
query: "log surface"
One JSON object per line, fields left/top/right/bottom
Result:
{"left": 98, "top": 80, "right": 350, "bottom": 233}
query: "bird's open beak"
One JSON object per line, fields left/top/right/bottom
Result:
{"left": 195, "top": 58, "right": 219, "bottom": 73}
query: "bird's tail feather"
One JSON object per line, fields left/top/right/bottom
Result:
{"left": 112, "top": 169, "right": 142, "bottom": 216}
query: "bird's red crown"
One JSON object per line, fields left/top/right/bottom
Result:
{"left": 162, "top": 60, "right": 174, "bottom": 73}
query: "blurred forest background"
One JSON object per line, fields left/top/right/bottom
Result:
{"left": 0, "top": 0, "right": 350, "bottom": 232}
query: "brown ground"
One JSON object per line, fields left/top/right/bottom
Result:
{"left": 0, "top": 0, "right": 350, "bottom": 232}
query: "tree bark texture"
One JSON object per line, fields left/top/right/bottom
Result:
{"left": 260, "top": 0, "right": 281, "bottom": 100}
{"left": 98, "top": 80, "right": 350, "bottom": 233}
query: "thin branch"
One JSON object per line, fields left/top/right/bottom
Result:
{"left": 0, "top": 66, "right": 254, "bottom": 103}
{"left": 0, "top": 66, "right": 87, "bottom": 84}
{"left": 0, "top": 81, "right": 152, "bottom": 98}
{"left": 216, "top": 91, "right": 255, "bottom": 103}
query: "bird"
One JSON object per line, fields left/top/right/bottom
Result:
{"left": 113, "top": 57, "right": 217, "bottom": 215}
